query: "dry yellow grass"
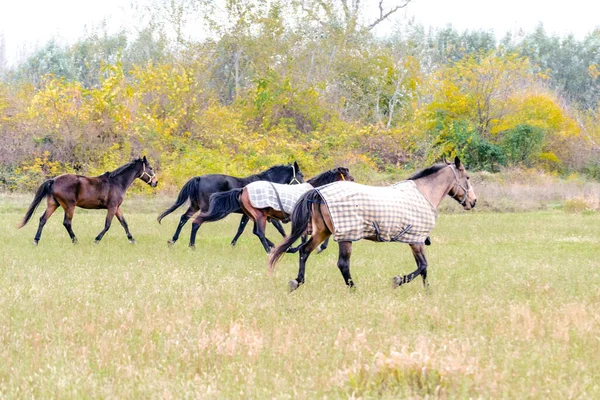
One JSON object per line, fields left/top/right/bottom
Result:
{"left": 0, "top": 195, "right": 599, "bottom": 398}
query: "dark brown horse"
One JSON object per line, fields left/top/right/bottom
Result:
{"left": 269, "top": 157, "right": 477, "bottom": 291}
{"left": 157, "top": 162, "right": 303, "bottom": 248}
{"left": 199, "top": 167, "right": 353, "bottom": 252}
{"left": 19, "top": 156, "right": 158, "bottom": 244}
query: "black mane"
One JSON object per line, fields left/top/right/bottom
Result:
{"left": 254, "top": 164, "right": 292, "bottom": 181}
{"left": 307, "top": 169, "right": 336, "bottom": 186}
{"left": 108, "top": 159, "right": 141, "bottom": 178}
{"left": 407, "top": 164, "right": 447, "bottom": 180}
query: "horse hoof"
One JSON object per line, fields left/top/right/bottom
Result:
{"left": 392, "top": 276, "right": 404, "bottom": 289}
{"left": 94, "top": 239, "right": 100, "bottom": 244}
{"left": 289, "top": 280, "right": 300, "bottom": 292}
{"left": 32, "top": 240, "right": 39, "bottom": 246}
{"left": 316, "top": 246, "right": 325, "bottom": 254}
{"left": 129, "top": 239, "right": 136, "bottom": 244}
{"left": 72, "top": 238, "right": 78, "bottom": 244}
{"left": 230, "top": 241, "right": 237, "bottom": 247}
{"left": 167, "top": 240, "right": 175, "bottom": 247}
{"left": 189, "top": 245, "right": 196, "bottom": 251}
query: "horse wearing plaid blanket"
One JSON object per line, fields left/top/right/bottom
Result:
{"left": 199, "top": 167, "right": 353, "bottom": 252}
{"left": 269, "top": 157, "right": 477, "bottom": 291}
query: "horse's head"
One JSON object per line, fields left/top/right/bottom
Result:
{"left": 139, "top": 156, "right": 158, "bottom": 188}
{"left": 335, "top": 167, "right": 355, "bottom": 182}
{"left": 447, "top": 156, "right": 476, "bottom": 210}
{"left": 289, "top": 161, "right": 304, "bottom": 184}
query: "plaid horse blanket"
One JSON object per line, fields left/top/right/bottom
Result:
{"left": 316, "top": 181, "right": 437, "bottom": 244}
{"left": 247, "top": 182, "right": 314, "bottom": 215}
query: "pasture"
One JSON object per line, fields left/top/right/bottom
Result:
{"left": 0, "top": 195, "right": 599, "bottom": 398}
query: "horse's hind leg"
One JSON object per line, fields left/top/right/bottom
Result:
{"left": 230, "top": 214, "right": 249, "bottom": 246}
{"left": 94, "top": 208, "right": 116, "bottom": 243}
{"left": 33, "top": 197, "right": 59, "bottom": 245}
{"left": 289, "top": 230, "right": 330, "bottom": 292}
{"left": 62, "top": 206, "right": 78, "bottom": 243}
{"left": 189, "top": 215, "right": 207, "bottom": 249}
{"left": 252, "top": 214, "right": 274, "bottom": 253}
{"left": 169, "top": 205, "right": 198, "bottom": 246}
{"left": 270, "top": 219, "right": 286, "bottom": 237}
{"left": 115, "top": 206, "right": 135, "bottom": 243}
{"left": 316, "top": 237, "right": 330, "bottom": 254}
{"left": 336, "top": 241, "right": 354, "bottom": 288}
{"left": 393, "top": 243, "right": 428, "bottom": 289}
{"left": 286, "top": 232, "right": 307, "bottom": 254}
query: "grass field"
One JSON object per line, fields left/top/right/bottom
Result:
{"left": 1, "top": 195, "right": 599, "bottom": 398}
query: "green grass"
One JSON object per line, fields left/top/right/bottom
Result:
{"left": 1, "top": 196, "right": 599, "bottom": 398}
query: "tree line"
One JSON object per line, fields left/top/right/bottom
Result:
{"left": 1, "top": 0, "right": 599, "bottom": 192}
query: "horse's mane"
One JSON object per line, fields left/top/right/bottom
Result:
{"left": 253, "top": 164, "right": 291, "bottom": 180}
{"left": 307, "top": 168, "right": 336, "bottom": 186}
{"left": 108, "top": 159, "right": 141, "bottom": 178}
{"left": 407, "top": 164, "right": 447, "bottom": 180}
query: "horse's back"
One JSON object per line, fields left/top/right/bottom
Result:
{"left": 51, "top": 173, "right": 114, "bottom": 208}
{"left": 196, "top": 174, "right": 244, "bottom": 193}
{"left": 317, "top": 181, "right": 437, "bottom": 244}
{"left": 246, "top": 182, "right": 313, "bottom": 214}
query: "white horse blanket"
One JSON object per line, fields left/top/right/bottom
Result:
{"left": 316, "top": 181, "right": 437, "bottom": 244}
{"left": 247, "top": 182, "right": 314, "bottom": 215}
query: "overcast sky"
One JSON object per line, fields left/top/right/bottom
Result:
{"left": 1, "top": 0, "right": 599, "bottom": 66}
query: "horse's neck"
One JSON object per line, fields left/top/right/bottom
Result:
{"left": 241, "top": 175, "right": 262, "bottom": 185}
{"left": 112, "top": 165, "right": 140, "bottom": 189}
{"left": 413, "top": 168, "right": 454, "bottom": 209}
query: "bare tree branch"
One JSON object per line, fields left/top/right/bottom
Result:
{"left": 341, "top": 0, "right": 350, "bottom": 20}
{"left": 367, "top": 0, "right": 412, "bottom": 31}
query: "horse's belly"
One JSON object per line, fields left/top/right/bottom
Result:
{"left": 76, "top": 199, "right": 108, "bottom": 209}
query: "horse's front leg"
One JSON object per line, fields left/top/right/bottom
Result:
{"left": 95, "top": 207, "right": 116, "bottom": 243}
{"left": 393, "top": 243, "right": 428, "bottom": 289}
{"left": 115, "top": 206, "right": 135, "bottom": 243}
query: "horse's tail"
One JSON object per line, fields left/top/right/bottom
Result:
{"left": 200, "top": 189, "right": 243, "bottom": 222}
{"left": 19, "top": 179, "right": 54, "bottom": 228}
{"left": 269, "top": 190, "right": 322, "bottom": 272}
{"left": 157, "top": 177, "right": 200, "bottom": 223}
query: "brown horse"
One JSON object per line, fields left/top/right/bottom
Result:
{"left": 269, "top": 157, "right": 477, "bottom": 291}
{"left": 199, "top": 167, "right": 353, "bottom": 252}
{"left": 19, "top": 156, "right": 158, "bottom": 244}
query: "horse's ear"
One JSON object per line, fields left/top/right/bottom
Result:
{"left": 293, "top": 161, "right": 299, "bottom": 170}
{"left": 454, "top": 156, "right": 461, "bottom": 168}
{"left": 143, "top": 155, "right": 147, "bottom": 162}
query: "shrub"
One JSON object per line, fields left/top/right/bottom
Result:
{"left": 563, "top": 197, "right": 593, "bottom": 213}
{"left": 501, "top": 124, "right": 546, "bottom": 167}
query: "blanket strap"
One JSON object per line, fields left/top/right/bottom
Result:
{"left": 268, "top": 182, "right": 290, "bottom": 220}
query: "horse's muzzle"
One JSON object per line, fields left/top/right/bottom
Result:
{"left": 464, "top": 198, "right": 477, "bottom": 210}
{"left": 149, "top": 178, "right": 158, "bottom": 188}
